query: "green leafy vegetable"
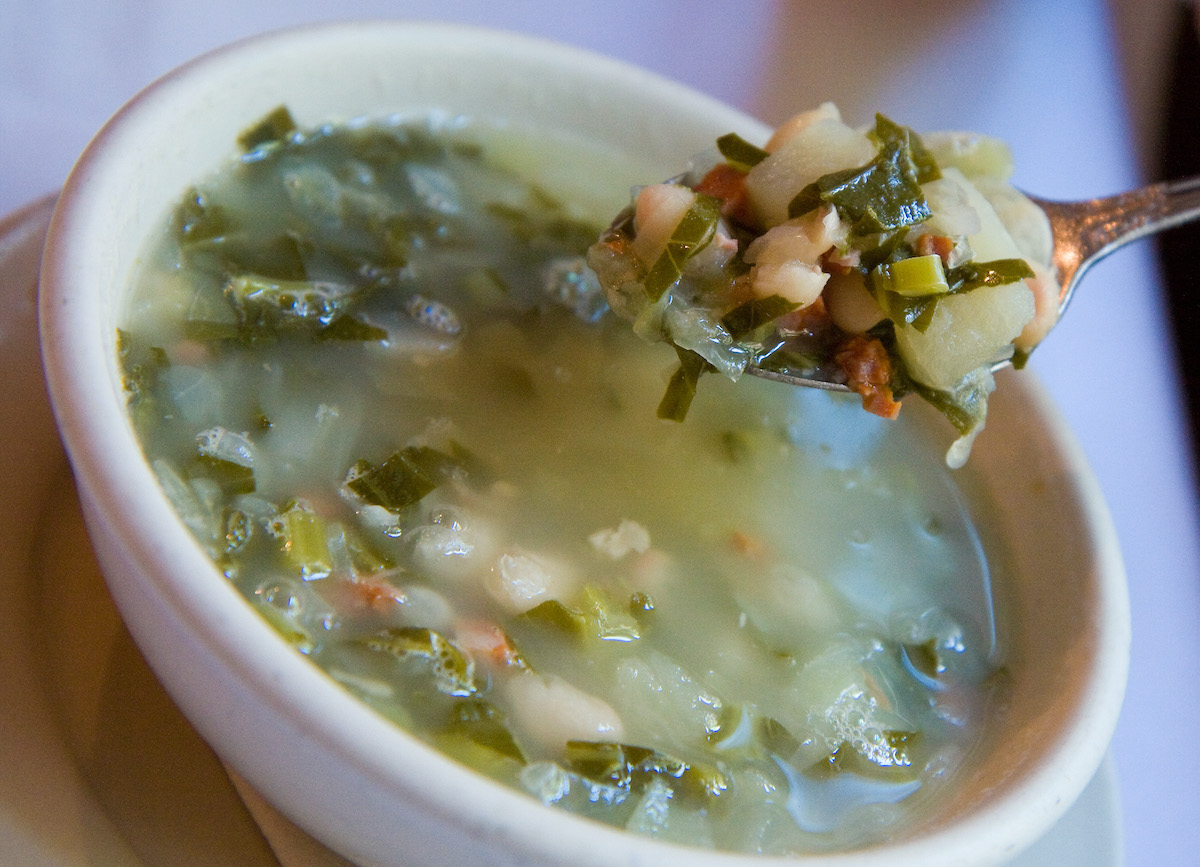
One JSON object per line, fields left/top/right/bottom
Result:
{"left": 345, "top": 445, "right": 463, "bottom": 513}
{"left": 811, "top": 730, "right": 920, "bottom": 780}
{"left": 657, "top": 345, "right": 715, "bottom": 422}
{"left": 222, "top": 508, "right": 252, "bottom": 555}
{"left": 720, "top": 294, "right": 800, "bottom": 340}
{"left": 716, "top": 132, "right": 769, "bottom": 171}
{"left": 911, "top": 374, "right": 992, "bottom": 437}
{"left": 869, "top": 113, "right": 940, "bottom": 184}
{"left": 116, "top": 328, "right": 169, "bottom": 409}
{"left": 758, "top": 716, "right": 800, "bottom": 758}
{"left": 581, "top": 584, "right": 640, "bottom": 642}
{"left": 902, "top": 639, "right": 945, "bottom": 680}
{"left": 519, "top": 599, "right": 590, "bottom": 637}
{"left": 871, "top": 256, "right": 1035, "bottom": 335}
{"left": 314, "top": 314, "right": 388, "bottom": 342}
{"left": 194, "top": 455, "right": 256, "bottom": 495}
{"left": 358, "top": 627, "right": 477, "bottom": 697}
{"left": 268, "top": 500, "right": 332, "bottom": 579}
{"left": 238, "top": 105, "right": 298, "bottom": 152}
{"left": 788, "top": 140, "right": 931, "bottom": 236}
{"left": 643, "top": 194, "right": 722, "bottom": 302}
{"left": 946, "top": 258, "right": 1036, "bottom": 293}
{"left": 172, "top": 187, "right": 231, "bottom": 243}
{"left": 563, "top": 741, "right": 729, "bottom": 803}
{"left": 442, "top": 698, "right": 526, "bottom": 764}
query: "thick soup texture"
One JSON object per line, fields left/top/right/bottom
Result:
{"left": 119, "top": 111, "right": 1007, "bottom": 855}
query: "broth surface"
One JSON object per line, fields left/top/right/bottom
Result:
{"left": 120, "top": 114, "right": 1006, "bottom": 855}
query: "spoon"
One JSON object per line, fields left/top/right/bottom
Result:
{"left": 748, "top": 174, "right": 1200, "bottom": 390}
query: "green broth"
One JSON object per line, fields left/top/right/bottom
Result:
{"left": 121, "top": 114, "right": 1006, "bottom": 855}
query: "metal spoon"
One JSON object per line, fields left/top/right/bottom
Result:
{"left": 748, "top": 175, "right": 1200, "bottom": 390}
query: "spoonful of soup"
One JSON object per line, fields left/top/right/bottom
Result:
{"left": 587, "top": 103, "right": 1200, "bottom": 466}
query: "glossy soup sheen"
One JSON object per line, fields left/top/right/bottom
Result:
{"left": 118, "top": 112, "right": 1008, "bottom": 855}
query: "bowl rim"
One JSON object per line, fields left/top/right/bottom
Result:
{"left": 37, "top": 19, "right": 1130, "bottom": 867}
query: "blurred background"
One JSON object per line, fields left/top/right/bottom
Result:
{"left": 3, "top": 1, "right": 1198, "bottom": 864}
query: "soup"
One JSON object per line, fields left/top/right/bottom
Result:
{"left": 587, "top": 103, "right": 1056, "bottom": 468}
{"left": 118, "top": 110, "right": 1007, "bottom": 855}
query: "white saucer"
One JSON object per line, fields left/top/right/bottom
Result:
{"left": 0, "top": 197, "right": 1123, "bottom": 867}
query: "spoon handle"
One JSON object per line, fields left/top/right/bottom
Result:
{"left": 1029, "top": 175, "right": 1200, "bottom": 310}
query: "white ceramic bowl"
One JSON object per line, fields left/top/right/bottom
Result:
{"left": 38, "top": 20, "right": 1129, "bottom": 867}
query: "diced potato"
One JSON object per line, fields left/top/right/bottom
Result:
{"left": 504, "top": 672, "right": 625, "bottom": 755}
{"left": 764, "top": 101, "right": 842, "bottom": 152}
{"left": 922, "top": 130, "right": 1015, "bottom": 180}
{"left": 744, "top": 118, "right": 876, "bottom": 228}
{"left": 614, "top": 651, "right": 724, "bottom": 745}
{"left": 921, "top": 176, "right": 982, "bottom": 238}
{"left": 971, "top": 175, "right": 1054, "bottom": 266}
{"left": 895, "top": 280, "right": 1035, "bottom": 390}
{"left": 941, "top": 167, "right": 1026, "bottom": 264}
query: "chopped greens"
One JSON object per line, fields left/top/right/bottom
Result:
{"left": 562, "top": 740, "right": 729, "bottom": 804}
{"left": 716, "top": 132, "right": 770, "bottom": 171}
{"left": 588, "top": 103, "right": 1055, "bottom": 466}
{"left": 788, "top": 139, "right": 931, "bottom": 236}
{"left": 643, "top": 194, "right": 721, "bottom": 301}
{"left": 657, "top": 345, "right": 714, "bottom": 422}
{"left": 720, "top": 294, "right": 800, "bottom": 339}
{"left": 359, "top": 627, "right": 477, "bottom": 697}
{"left": 237, "top": 104, "right": 298, "bottom": 152}
{"left": 345, "top": 445, "right": 463, "bottom": 513}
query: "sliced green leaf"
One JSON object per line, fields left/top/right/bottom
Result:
{"left": 581, "top": 584, "right": 640, "bottom": 642}
{"left": 870, "top": 113, "right": 941, "bottom": 183}
{"left": 194, "top": 455, "right": 256, "bottom": 495}
{"left": 657, "top": 344, "right": 714, "bottom": 422}
{"left": 946, "top": 258, "right": 1035, "bottom": 293}
{"left": 720, "top": 294, "right": 800, "bottom": 339}
{"left": 172, "top": 187, "right": 231, "bottom": 243}
{"left": 443, "top": 698, "right": 526, "bottom": 764}
{"left": 643, "top": 194, "right": 721, "bottom": 302}
{"left": 519, "top": 599, "right": 589, "bottom": 637}
{"left": 788, "top": 140, "right": 931, "bottom": 236}
{"left": 563, "top": 740, "right": 730, "bottom": 803}
{"left": 315, "top": 314, "right": 388, "bottom": 342}
{"left": 358, "top": 627, "right": 477, "bottom": 697}
{"left": 344, "top": 445, "right": 462, "bottom": 513}
{"left": 716, "top": 132, "right": 769, "bottom": 171}
{"left": 238, "top": 105, "right": 297, "bottom": 152}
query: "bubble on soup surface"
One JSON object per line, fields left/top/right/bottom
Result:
{"left": 407, "top": 294, "right": 462, "bottom": 335}
{"left": 542, "top": 256, "right": 609, "bottom": 322}
{"left": 196, "top": 426, "right": 256, "bottom": 467}
{"left": 412, "top": 507, "right": 494, "bottom": 581}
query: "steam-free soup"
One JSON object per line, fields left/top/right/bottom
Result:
{"left": 119, "top": 110, "right": 1007, "bottom": 855}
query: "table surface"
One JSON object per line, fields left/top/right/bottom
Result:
{"left": 4, "top": 2, "right": 1198, "bottom": 865}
